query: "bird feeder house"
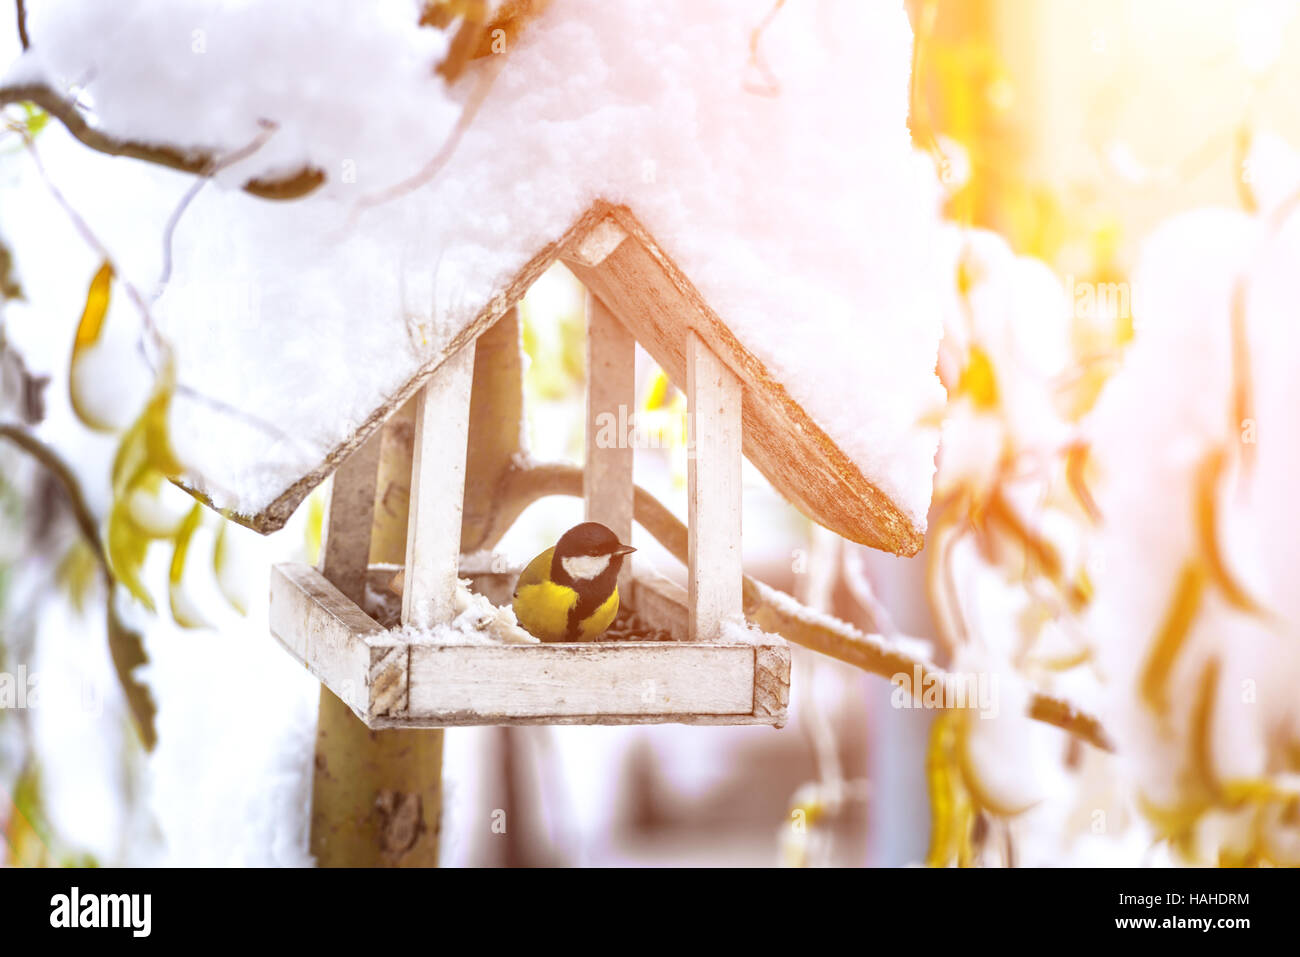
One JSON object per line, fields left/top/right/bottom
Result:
{"left": 173, "top": 203, "right": 926, "bottom": 731}
{"left": 151, "top": 5, "right": 939, "bottom": 737}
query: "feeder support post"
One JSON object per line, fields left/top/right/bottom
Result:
{"left": 687, "top": 331, "right": 743, "bottom": 641}
{"left": 584, "top": 290, "right": 636, "bottom": 593}
{"left": 402, "top": 341, "right": 477, "bottom": 629}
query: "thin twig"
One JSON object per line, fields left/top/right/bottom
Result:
{"left": 351, "top": 54, "right": 506, "bottom": 218}
{"left": 153, "top": 118, "right": 279, "bottom": 301}
{"left": 14, "top": 0, "right": 28, "bottom": 50}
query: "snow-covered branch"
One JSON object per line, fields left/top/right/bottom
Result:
{"left": 0, "top": 81, "right": 323, "bottom": 199}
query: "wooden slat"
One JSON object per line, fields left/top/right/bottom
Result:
{"left": 584, "top": 290, "right": 636, "bottom": 592}
{"left": 318, "top": 430, "right": 381, "bottom": 604}
{"left": 628, "top": 572, "right": 689, "bottom": 641}
{"left": 402, "top": 342, "right": 476, "bottom": 629}
{"left": 687, "top": 332, "right": 743, "bottom": 642}
{"left": 270, "top": 563, "right": 378, "bottom": 717}
{"left": 568, "top": 217, "right": 629, "bottom": 267}
{"left": 406, "top": 643, "right": 754, "bottom": 719}
{"left": 754, "top": 644, "right": 791, "bottom": 720}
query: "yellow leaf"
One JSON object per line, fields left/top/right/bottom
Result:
{"left": 213, "top": 518, "right": 248, "bottom": 616}
{"left": 54, "top": 539, "right": 100, "bottom": 614}
{"left": 1065, "top": 441, "right": 1101, "bottom": 523}
{"left": 643, "top": 368, "right": 675, "bottom": 412}
{"left": 925, "top": 711, "right": 974, "bottom": 867}
{"left": 1138, "top": 559, "right": 1208, "bottom": 716}
{"left": 73, "top": 261, "right": 113, "bottom": 350}
{"left": 106, "top": 498, "right": 154, "bottom": 611}
{"left": 111, "top": 360, "right": 183, "bottom": 499}
{"left": 4, "top": 766, "right": 55, "bottom": 867}
{"left": 68, "top": 261, "right": 117, "bottom": 432}
{"left": 304, "top": 490, "right": 326, "bottom": 565}
{"left": 1189, "top": 657, "right": 1222, "bottom": 802}
{"left": 168, "top": 504, "right": 209, "bottom": 629}
{"left": 1195, "top": 447, "right": 1268, "bottom": 617}
{"left": 125, "top": 471, "right": 188, "bottom": 538}
{"left": 955, "top": 710, "right": 1040, "bottom": 818}
{"left": 957, "top": 344, "right": 999, "bottom": 410}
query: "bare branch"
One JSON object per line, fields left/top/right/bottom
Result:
{"left": 0, "top": 82, "right": 323, "bottom": 200}
{"left": 14, "top": 0, "right": 28, "bottom": 51}
{"left": 0, "top": 422, "right": 158, "bottom": 749}
{"left": 492, "top": 461, "right": 1115, "bottom": 751}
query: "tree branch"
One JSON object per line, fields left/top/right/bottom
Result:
{"left": 0, "top": 422, "right": 158, "bottom": 749}
{"left": 14, "top": 0, "right": 28, "bottom": 51}
{"left": 493, "top": 461, "right": 1114, "bottom": 751}
{"left": 0, "top": 82, "right": 323, "bottom": 200}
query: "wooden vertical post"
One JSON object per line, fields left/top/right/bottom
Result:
{"left": 686, "top": 332, "right": 743, "bottom": 641}
{"left": 584, "top": 290, "right": 636, "bottom": 592}
{"left": 318, "top": 432, "right": 381, "bottom": 603}
{"left": 461, "top": 306, "right": 525, "bottom": 553}
{"left": 310, "top": 417, "right": 443, "bottom": 868}
{"left": 402, "top": 342, "right": 477, "bottom": 629}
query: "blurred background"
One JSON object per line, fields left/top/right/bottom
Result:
{"left": 3, "top": 0, "right": 1300, "bottom": 867}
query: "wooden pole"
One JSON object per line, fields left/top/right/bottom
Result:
{"left": 686, "top": 332, "right": 743, "bottom": 641}
{"left": 584, "top": 291, "right": 636, "bottom": 593}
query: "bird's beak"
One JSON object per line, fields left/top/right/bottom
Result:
{"left": 613, "top": 545, "right": 637, "bottom": 556}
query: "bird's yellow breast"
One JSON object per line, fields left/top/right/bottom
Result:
{"left": 512, "top": 580, "right": 577, "bottom": 642}
{"left": 512, "top": 546, "right": 621, "bottom": 642}
{"left": 576, "top": 587, "right": 620, "bottom": 640}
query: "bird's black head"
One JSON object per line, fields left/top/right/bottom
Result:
{"left": 554, "top": 522, "right": 635, "bottom": 560}
{"left": 551, "top": 522, "right": 636, "bottom": 587}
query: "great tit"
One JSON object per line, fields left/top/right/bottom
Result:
{"left": 512, "top": 522, "right": 636, "bottom": 642}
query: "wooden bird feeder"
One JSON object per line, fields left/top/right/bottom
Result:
{"left": 245, "top": 203, "right": 924, "bottom": 730}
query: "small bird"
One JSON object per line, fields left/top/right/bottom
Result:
{"left": 512, "top": 522, "right": 636, "bottom": 642}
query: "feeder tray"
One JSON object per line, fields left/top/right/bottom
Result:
{"left": 269, "top": 557, "right": 790, "bottom": 728}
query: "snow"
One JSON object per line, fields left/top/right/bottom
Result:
{"left": 718, "top": 615, "right": 776, "bottom": 646}
{"left": 384, "top": 579, "right": 540, "bottom": 645}
{"left": 932, "top": 224, "right": 1074, "bottom": 497}
{"left": 5, "top": 0, "right": 944, "bottom": 530}
{"left": 752, "top": 574, "right": 935, "bottom": 663}
{"left": 1085, "top": 168, "right": 1300, "bottom": 853}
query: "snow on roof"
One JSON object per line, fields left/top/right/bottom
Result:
{"left": 12, "top": 0, "right": 944, "bottom": 548}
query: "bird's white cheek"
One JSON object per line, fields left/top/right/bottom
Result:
{"left": 562, "top": 554, "right": 611, "bottom": 580}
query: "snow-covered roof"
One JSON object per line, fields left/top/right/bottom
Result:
{"left": 9, "top": 0, "right": 944, "bottom": 553}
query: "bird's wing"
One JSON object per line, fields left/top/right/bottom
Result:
{"left": 513, "top": 547, "right": 556, "bottom": 597}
